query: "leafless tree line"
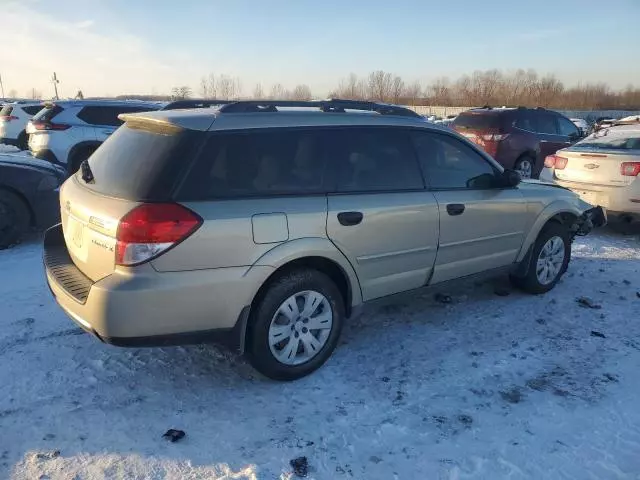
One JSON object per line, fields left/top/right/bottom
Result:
{"left": 330, "top": 69, "right": 640, "bottom": 110}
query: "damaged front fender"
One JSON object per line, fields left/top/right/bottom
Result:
{"left": 571, "top": 206, "right": 607, "bottom": 236}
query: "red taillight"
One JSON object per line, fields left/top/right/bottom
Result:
{"left": 621, "top": 162, "right": 640, "bottom": 177}
{"left": 115, "top": 203, "right": 202, "bottom": 266}
{"left": 544, "top": 155, "right": 568, "bottom": 170}
{"left": 0, "top": 115, "right": 18, "bottom": 121}
{"left": 31, "top": 120, "right": 70, "bottom": 131}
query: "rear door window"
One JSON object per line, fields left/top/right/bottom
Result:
{"left": 83, "top": 121, "right": 202, "bottom": 200}
{"left": 179, "top": 129, "right": 330, "bottom": 199}
{"left": 327, "top": 127, "right": 424, "bottom": 192}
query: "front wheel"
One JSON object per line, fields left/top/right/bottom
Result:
{"left": 510, "top": 223, "right": 571, "bottom": 294}
{"left": 247, "top": 269, "right": 345, "bottom": 381}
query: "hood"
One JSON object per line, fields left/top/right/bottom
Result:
{"left": 520, "top": 178, "right": 569, "bottom": 191}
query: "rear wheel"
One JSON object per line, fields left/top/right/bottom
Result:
{"left": 510, "top": 222, "right": 571, "bottom": 294}
{"left": 514, "top": 155, "right": 535, "bottom": 179}
{"left": 247, "top": 269, "right": 345, "bottom": 381}
{"left": 0, "top": 190, "right": 30, "bottom": 249}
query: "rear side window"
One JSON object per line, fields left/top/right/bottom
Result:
{"left": 77, "top": 105, "right": 156, "bottom": 126}
{"left": 21, "top": 105, "right": 43, "bottom": 116}
{"left": 328, "top": 128, "right": 424, "bottom": 192}
{"left": 180, "top": 129, "right": 329, "bottom": 199}
{"left": 83, "top": 121, "right": 201, "bottom": 200}
{"left": 32, "top": 105, "right": 64, "bottom": 122}
{"left": 452, "top": 112, "right": 502, "bottom": 130}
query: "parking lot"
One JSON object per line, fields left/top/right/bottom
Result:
{"left": 1, "top": 227, "right": 639, "bottom": 479}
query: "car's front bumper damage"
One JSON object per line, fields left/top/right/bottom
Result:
{"left": 572, "top": 206, "right": 607, "bottom": 236}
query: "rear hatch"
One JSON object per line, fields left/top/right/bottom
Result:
{"left": 60, "top": 118, "right": 201, "bottom": 282}
{"left": 451, "top": 111, "right": 505, "bottom": 154}
{"left": 554, "top": 131, "right": 640, "bottom": 187}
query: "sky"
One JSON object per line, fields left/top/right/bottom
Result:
{"left": 1, "top": 0, "right": 639, "bottom": 99}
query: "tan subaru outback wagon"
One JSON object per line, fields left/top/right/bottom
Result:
{"left": 44, "top": 100, "right": 605, "bottom": 380}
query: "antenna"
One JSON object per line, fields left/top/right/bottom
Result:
{"left": 51, "top": 72, "right": 60, "bottom": 100}
{"left": 0, "top": 73, "right": 5, "bottom": 99}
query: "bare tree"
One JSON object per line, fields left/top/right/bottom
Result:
{"left": 253, "top": 83, "right": 264, "bottom": 99}
{"left": 171, "top": 86, "right": 192, "bottom": 100}
{"left": 403, "top": 81, "right": 422, "bottom": 106}
{"left": 391, "top": 76, "right": 405, "bottom": 104}
{"left": 207, "top": 73, "right": 217, "bottom": 99}
{"left": 7, "top": 89, "right": 17, "bottom": 98}
{"left": 367, "top": 70, "right": 393, "bottom": 102}
{"left": 291, "top": 84, "right": 312, "bottom": 101}
{"left": 199, "top": 76, "right": 210, "bottom": 98}
{"left": 270, "top": 83, "right": 288, "bottom": 99}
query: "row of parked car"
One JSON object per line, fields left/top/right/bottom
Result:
{"left": 0, "top": 98, "right": 226, "bottom": 248}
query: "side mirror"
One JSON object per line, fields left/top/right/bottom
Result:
{"left": 502, "top": 169, "right": 521, "bottom": 187}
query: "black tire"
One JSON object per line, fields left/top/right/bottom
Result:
{"left": 514, "top": 155, "right": 537, "bottom": 179}
{"left": 510, "top": 222, "right": 571, "bottom": 294}
{"left": 0, "top": 190, "right": 30, "bottom": 250}
{"left": 68, "top": 147, "right": 95, "bottom": 175}
{"left": 247, "top": 269, "right": 345, "bottom": 381}
{"left": 17, "top": 131, "right": 28, "bottom": 151}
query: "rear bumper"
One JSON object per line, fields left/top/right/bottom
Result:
{"left": 43, "top": 224, "right": 271, "bottom": 352}
{"left": 553, "top": 178, "right": 640, "bottom": 215}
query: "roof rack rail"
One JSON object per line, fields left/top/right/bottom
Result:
{"left": 162, "top": 99, "right": 235, "bottom": 110}
{"left": 217, "top": 99, "right": 421, "bottom": 118}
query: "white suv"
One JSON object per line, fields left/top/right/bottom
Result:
{"left": 0, "top": 101, "right": 44, "bottom": 149}
{"left": 26, "top": 100, "right": 161, "bottom": 174}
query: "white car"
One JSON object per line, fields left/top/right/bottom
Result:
{"left": 0, "top": 101, "right": 44, "bottom": 149}
{"left": 541, "top": 124, "right": 640, "bottom": 225}
{"left": 26, "top": 100, "right": 161, "bottom": 175}
{"left": 570, "top": 118, "right": 589, "bottom": 136}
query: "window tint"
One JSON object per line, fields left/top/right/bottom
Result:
{"left": 21, "top": 105, "right": 43, "bottom": 116}
{"left": 412, "top": 132, "right": 498, "bottom": 189}
{"left": 32, "top": 105, "right": 63, "bottom": 122}
{"left": 329, "top": 128, "right": 424, "bottom": 192}
{"left": 557, "top": 116, "right": 580, "bottom": 137}
{"left": 77, "top": 105, "right": 155, "bottom": 126}
{"left": 514, "top": 112, "right": 536, "bottom": 131}
{"left": 452, "top": 112, "right": 502, "bottom": 130}
{"left": 536, "top": 113, "right": 559, "bottom": 135}
{"left": 84, "top": 121, "right": 200, "bottom": 200}
{"left": 180, "top": 129, "right": 329, "bottom": 199}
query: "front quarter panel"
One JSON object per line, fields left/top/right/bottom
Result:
{"left": 517, "top": 182, "right": 591, "bottom": 261}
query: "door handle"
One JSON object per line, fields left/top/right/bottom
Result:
{"left": 337, "top": 211, "right": 363, "bottom": 226}
{"left": 446, "top": 204, "right": 465, "bottom": 216}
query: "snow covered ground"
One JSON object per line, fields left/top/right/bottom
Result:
{"left": 1, "top": 229, "right": 640, "bottom": 479}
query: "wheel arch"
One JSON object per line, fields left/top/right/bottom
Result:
{"left": 0, "top": 185, "right": 35, "bottom": 227}
{"left": 517, "top": 202, "right": 580, "bottom": 263}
